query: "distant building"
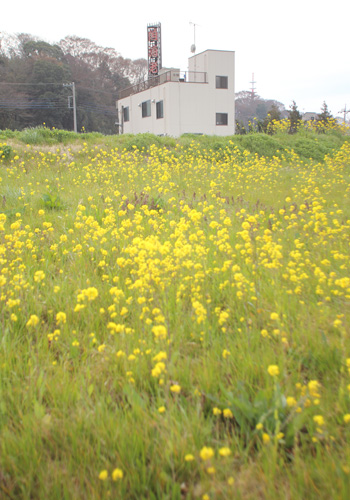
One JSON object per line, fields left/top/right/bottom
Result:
{"left": 302, "top": 112, "right": 318, "bottom": 121}
{"left": 116, "top": 50, "right": 235, "bottom": 136}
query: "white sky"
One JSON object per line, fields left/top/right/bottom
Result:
{"left": 2, "top": 0, "right": 350, "bottom": 116}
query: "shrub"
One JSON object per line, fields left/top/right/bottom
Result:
{"left": 0, "top": 143, "right": 13, "bottom": 161}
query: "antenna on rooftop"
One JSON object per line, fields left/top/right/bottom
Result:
{"left": 189, "top": 22, "right": 200, "bottom": 53}
{"left": 250, "top": 73, "right": 256, "bottom": 99}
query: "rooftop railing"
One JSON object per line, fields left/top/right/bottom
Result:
{"left": 118, "top": 70, "right": 207, "bottom": 99}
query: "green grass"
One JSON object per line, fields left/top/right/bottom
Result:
{"left": 0, "top": 129, "right": 350, "bottom": 499}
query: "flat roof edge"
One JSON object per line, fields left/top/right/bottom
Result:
{"left": 189, "top": 49, "right": 235, "bottom": 59}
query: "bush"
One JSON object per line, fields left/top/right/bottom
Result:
{"left": 0, "top": 143, "right": 13, "bottom": 160}
{"left": 235, "top": 133, "right": 284, "bottom": 158}
{"left": 19, "top": 126, "right": 80, "bottom": 145}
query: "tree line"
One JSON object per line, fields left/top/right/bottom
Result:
{"left": 235, "top": 91, "right": 334, "bottom": 135}
{"left": 0, "top": 34, "right": 147, "bottom": 134}
{"left": 0, "top": 33, "right": 336, "bottom": 136}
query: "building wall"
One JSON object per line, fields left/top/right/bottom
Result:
{"left": 117, "top": 50, "right": 235, "bottom": 136}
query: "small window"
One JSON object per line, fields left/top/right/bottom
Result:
{"left": 142, "top": 100, "right": 151, "bottom": 118}
{"left": 216, "top": 113, "right": 228, "bottom": 126}
{"left": 123, "top": 106, "right": 129, "bottom": 122}
{"left": 156, "top": 100, "right": 164, "bottom": 119}
{"left": 216, "top": 76, "right": 228, "bottom": 89}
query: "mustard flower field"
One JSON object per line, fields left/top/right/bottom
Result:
{"left": 0, "top": 129, "right": 350, "bottom": 499}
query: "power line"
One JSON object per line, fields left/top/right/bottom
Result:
{"left": 0, "top": 81, "right": 118, "bottom": 96}
{"left": 77, "top": 85, "right": 117, "bottom": 96}
{"left": 0, "top": 99, "right": 116, "bottom": 116}
{"left": 0, "top": 82, "right": 72, "bottom": 86}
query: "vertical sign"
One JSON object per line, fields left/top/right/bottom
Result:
{"left": 147, "top": 23, "right": 162, "bottom": 78}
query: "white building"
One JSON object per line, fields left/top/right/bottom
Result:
{"left": 116, "top": 50, "right": 235, "bottom": 137}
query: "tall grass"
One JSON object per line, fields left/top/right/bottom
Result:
{"left": 0, "top": 127, "right": 349, "bottom": 499}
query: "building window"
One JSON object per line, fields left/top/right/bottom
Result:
{"left": 156, "top": 100, "right": 164, "bottom": 119}
{"left": 216, "top": 76, "right": 228, "bottom": 89}
{"left": 123, "top": 106, "right": 129, "bottom": 122}
{"left": 216, "top": 113, "right": 228, "bottom": 126}
{"left": 142, "top": 100, "right": 151, "bottom": 118}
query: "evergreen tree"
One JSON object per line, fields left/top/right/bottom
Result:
{"left": 288, "top": 100, "right": 302, "bottom": 134}
{"left": 261, "top": 104, "right": 282, "bottom": 134}
{"left": 317, "top": 101, "right": 333, "bottom": 128}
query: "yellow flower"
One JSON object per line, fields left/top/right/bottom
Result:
{"left": 153, "top": 351, "right": 167, "bottom": 362}
{"left": 270, "top": 312, "right": 279, "bottom": 321}
{"left": 26, "top": 315, "right": 39, "bottom": 328}
{"left": 112, "top": 468, "right": 123, "bottom": 481}
{"left": 313, "top": 415, "right": 325, "bottom": 426}
{"left": 262, "top": 433, "right": 270, "bottom": 444}
{"left": 308, "top": 380, "right": 321, "bottom": 396}
{"left": 158, "top": 406, "right": 166, "bottom": 413}
{"left": 213, "top": 407, "right": 222, "bottom": 416}
{"left": 227, "top": 477, "right": 235, "bottom": 486}
{"left": 218, "top": 447, "right": 231, "bottom": 457}
{"left": 185, "top": 454, "right": 195, "bottom": 462}
{"left": 83, "top": 287, "right": 99, "bottom": 301}
{"left": 34, "top": 270, "right": 45, "bottom": 282}
{"left": 56, "top": 311, "right": 66, "bottom": 325}
{"left": 170, "top": 384, "right": 181, "bottom": 394}
{"left": 286, "top": 397, "right": 297, "bottom": 407}
{"left": 223, "top": 408, "right": 233, "bottom": 418}
{"left": 98, "top": 470, "right": 108, "bottom": 480}
{"left": 206, "top": 466, "right": 216, "bottom": 474}
{"left": 343, "top": 414, "right": 350, "bottom": 424}
{"left": 256, "top": 423, "right": 263, "bottom": 430}
{"left": 200, "top": 446, "right": 214, "bottom": 461}
{"left": 152, "top": 325, "right": 167, "bottom": 339}
{"left": 267, "top": 365, "right": 279, "bottom": 377}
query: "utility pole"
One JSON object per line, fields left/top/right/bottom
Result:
{"left": 72, "top": 82, "right": 77, "bottom": 133}
{"left": 63, "top": 82, "right": 78, "bottom": 133}
{"left": 250, "top": 73, "right": 256, "bottom": 99}
{"left": 338, "top": 104, "right": 350, "bottom": 124}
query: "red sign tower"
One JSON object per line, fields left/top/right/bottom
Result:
{"left": 147, "top": 23, "right": 162, "bottom": 78}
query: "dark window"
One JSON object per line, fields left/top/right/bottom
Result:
{"left": 216, "top": 113, "right": 228, "bottom": 126}
{"left": 142, "top": 100, "right": 151, "bottom": 118}
{"left": 216, "top": 76, "right": 228, "bottom": 89}
{"left": 123, "top": 106, "right": 129, "bottom": 122}
{"left": 156, "top": 100, "right": 164, "bottom": 119}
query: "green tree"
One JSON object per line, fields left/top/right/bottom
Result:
{"left": 317, "top": 101, "right": 333, "bottom": 128}
{"left": 261, "top": 104, "right": 282, "bottom": 134}
{"left": 26, "top": 56, "right": 73, "bottom": 129}
{"left": 288, "top": 100, "right": 302, "bottom": 134}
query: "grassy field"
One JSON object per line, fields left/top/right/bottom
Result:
{"left": 0, "top": 126, "right": 350, "bottom": 499}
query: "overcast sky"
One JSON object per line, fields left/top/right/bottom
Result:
{"left": 2, "top": 0, "right": 349, "bottom": 116}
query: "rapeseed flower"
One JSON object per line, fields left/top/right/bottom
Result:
{"left": 112, "top": 468, "right": 123, "bottom": 481}
{"left": 267, "top": 365, "right": 280, "bottom": 377}
{"left": 199, "top": 447, "right": 214, "bottom": 461}
{"left": 56, "top": 312, "right": 66, "bottom": 325}
{"left": 98, "top": 470, "right": 108, "bottom": 480}
{"left": 26, "top": 315, "right": 39, "bottom": 327}
{"left": 262, "top": 433, "right": 270, "bottom": 444}
{"left": 219, "top": 447, "right": 231, "bottom": 457}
